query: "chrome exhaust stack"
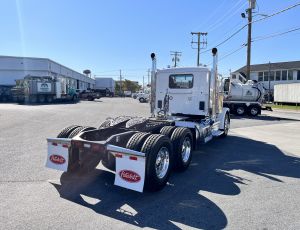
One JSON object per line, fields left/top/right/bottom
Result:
{"left": 210, "top": 48, "right": 218, "bottom": 116}
{"left": 150, "top": 53, "right": 157, "bottom": 117}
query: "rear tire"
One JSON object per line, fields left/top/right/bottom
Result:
{"left": 29, "top": 96, "right": 37, "bottom": 104}
{"left": 141, "top": 134, "right": 173, "bottom": 191}
{"left": 68, "top": 126, "right": 96, "bottom": 138}
{"left": 139, "top": 97, "right": 145, "bottom": 103}
{"left": 46, "top": 96, "right": 54, "bottom": 103}
{"left": 160, "top": 126, "right": 176, "bottom": 138}
{"left": 38, "top": 95, "right": 46, "bottom": 103}
{"left": 236, "top": 105, "right": 245, "bottom": 116}
{"left": 126, "top": 132, "right": 151, "bottom": 151}
{"left": 170, "top": 127, "right": 193, "bottom": 171}
{"left": 57, "top": 125, "right": 80, "bottom": 138}
{"left": 249, "top": 105, "right": 260, "bottom": 116}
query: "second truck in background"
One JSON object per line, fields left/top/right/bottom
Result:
{"left": 223, "top": 73, "right": 267, "bottom": 116}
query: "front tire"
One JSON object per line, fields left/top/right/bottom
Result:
{"left": 141, "top": 134, "right": 173, "bottom": 191}
{"left": 220, "top": 113, "right": 230, "bottom": 138}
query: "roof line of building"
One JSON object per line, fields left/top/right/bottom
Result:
{"left": 0, "top": 55, "right": 92, "bottom": 79}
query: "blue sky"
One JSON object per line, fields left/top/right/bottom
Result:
{"left": 1, "top": 0, "right": 300, "bottom": 84}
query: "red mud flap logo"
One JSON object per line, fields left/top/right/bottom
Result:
{"left": 50, "top": 155, "right": 66, "bottom": 165}
{"left": 119, "top": 170, "right": 141, "bottom": 183}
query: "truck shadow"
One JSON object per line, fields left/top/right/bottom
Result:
{"left": 231, "top": 114, "right": 300, "bottom": 122}
{"left": 51, "top": 135, "right": 300, "bottom": 229}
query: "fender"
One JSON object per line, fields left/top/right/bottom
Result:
{"left": 219, "top": 107, "right": 230, "bottom": 130}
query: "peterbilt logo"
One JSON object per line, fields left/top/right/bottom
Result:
{"left": 50, "top": 155, "right": 66, "bottom": 164}
{"left": 119, "top": 170, "right": 141, "bottom": 183}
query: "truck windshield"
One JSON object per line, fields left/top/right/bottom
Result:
{"left": 169, "top": 74, "right": 193, "bottom": 89}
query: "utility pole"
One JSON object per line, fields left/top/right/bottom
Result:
{"left": 170, "top": 51, "right": 182, "bottom": 67}
{"left": 246, "top": 0, "right": 255, "bottom": 79}
{"left": 268, "top": 62, "right": 271, "bottom": 103}
{"left": 191, "top": 32, "right": 208, "bottom": 66}
{"left": 119, "top": 69, "right": 122, "bottom": 96}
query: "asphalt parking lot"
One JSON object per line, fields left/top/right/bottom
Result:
{"left": 0, "top": 98, "right": 300, "bottom": 230}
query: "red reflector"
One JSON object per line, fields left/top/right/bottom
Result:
{"left": 115, "top": 153, "right": 123, "bottom": 158}
{"left": 62, "top": 144, "right": 69, "bottom": 148}
{"left": 129, "top": 156, "right": 138, "bottom": 161}
{"left": 52, "top": 143, "right": 58, "bottom": 146}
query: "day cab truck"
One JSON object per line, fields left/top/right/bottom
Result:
{"left": 46, "top": 48, "right": 230, "bottom": 192}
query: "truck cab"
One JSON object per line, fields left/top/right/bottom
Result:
{"left": 154, "top": 67, "right": 223, "bottom": 118}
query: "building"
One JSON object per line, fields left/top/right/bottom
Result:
{"left": 0, "top": 56, "right": 95, "bottom": 89}
{"left": 233, "top": 61, "right": 300, "bottom": 91}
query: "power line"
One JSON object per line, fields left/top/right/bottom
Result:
{"left": 252, "top": 26, "right": 300, "bottom": 42}
{"left": 252, "top": 2, "right": 300, "bottom": 24}
{"left": 208, "top": 25, "right": 300, "bottom": 65}
{"left": 207, "top": 1, "right": 247, "bottom": 33}
{"left": 200, "top": 1, "right": 300, "bottom": 54}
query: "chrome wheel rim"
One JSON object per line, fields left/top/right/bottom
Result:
{"left": 155, "top": 147, "right": 170, "bottom": 179}
{"left": 237, "top": 107, "right": 244, "bottom": 115}
{"left": 251, "top": 107, "right": 258, "bottom": 115}
{"left": 181, "top": 137, "right": 191, "bottom": 163}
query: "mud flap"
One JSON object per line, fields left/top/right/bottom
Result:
{"left": 107, "top": 145, "right": 146, "bottom": 192}
{"left": 46, "top": 138, "right": 71, "bottom": 172}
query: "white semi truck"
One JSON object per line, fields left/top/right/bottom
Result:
{"left": 223, "top": 73, "right": 266, "bottom": 116}
{"left": 45, "top": 48, "right": 230, "bottom": 192}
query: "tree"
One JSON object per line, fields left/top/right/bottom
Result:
{"left": 115, "top": 79, "right": 141, "bottom": 94}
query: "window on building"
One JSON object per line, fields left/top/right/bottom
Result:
{"left": 258, "top": 72, "right": 263, "bottom": 81}
{"left": 298, "top": 70, "right": 300, "bottom": 80}
{"left": 282, "top": 70, "right": 287, "bottom": 80}
{"left": 288, "top": 70, "right": 293, "bottom": 80}
{"left": 264, "top": 71, "right": 269, "bottom": 81}
{"left": 169, "top": 74, "right": 193, "bottom": 89}
{"left": 275, "top": 71, "right": 281, "bottom": 81}
{"left": 270, "top": 71, "right": 274, "bottom": 81}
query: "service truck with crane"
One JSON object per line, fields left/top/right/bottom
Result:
{"left": 46, "top": 48, "right": 230, "bottom": 192}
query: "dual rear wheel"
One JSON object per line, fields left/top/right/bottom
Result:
{"left": 123, "top": 127, "right": 193, "bottom": 191}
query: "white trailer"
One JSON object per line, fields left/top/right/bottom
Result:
{"left": 274, "top": 83, "right": 300, "bottom": 104}
{"left": 95, "top": 78, "right": 115, "bottom": 93}
{"left": 45, "top": 48, "right": 230, "bottom": 192}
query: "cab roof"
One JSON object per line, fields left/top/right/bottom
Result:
{"left": 157, "top": 67, "right": 210, "bottom": 74}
